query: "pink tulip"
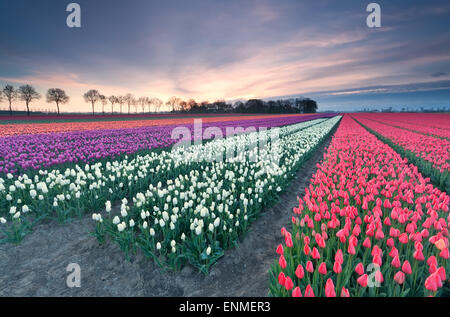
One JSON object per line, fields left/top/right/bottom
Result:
{"left": 295, "top": 264, "right": 304, "bottom": 279}
{"left": 292, "top": 286, "right": 302, "bottom": 297}
{"left": 306, "top": 261, "right": 314, "bottom": 273}
{"left": 357, "top": 274, "right": 368, "bottom": 287}
{"left": 279, "top": 255, "right": 287, "bottom": 269}
{"left": 394, "top": 271, "right": 405, "bottom": 285}
{"left": 284, "top": 276, "right": 294, "bottom": 291}
{"left": 276, "top": 244, "right": 284, "bottom": 255}
{"left": 304, "top": 285, "right": 315, "bottom": 297}
{"left": 278, "top": 272, "right": 285, "bottom": 286}
{"left": 318, "top": 262, "right": 327, "bottom": 275}
{"left": 325, "top": 278, "right": 336, "bottom": 297}
{"left": 402, "top": 260, "right": 412, "bottom": 275}
{"left": 355, "top": 263, "right": 364, "bottom": 275}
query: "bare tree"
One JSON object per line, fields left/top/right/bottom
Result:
{"left": 149, "top": 97, "right": 163, "bottom": 113}
{"left": 166, "top": 96, "right": 182, "bottom": 112}
{"left": 46, "top": 88, "right": 69, "bottom": 115}
{"left": 3, "top": 85, "right": 18, "bottom": 116}
{"left": 117, "top": 95, "right": 125, "bottom": 114}
{"left": 124, "top": 93, "right": 134, "bottom": 114}
{"left": 18, "top": 85, "right": 41, "bottom": 116}
{"left": 83, "top": 89, "right": 101, "bottom": 115}
{"left": 108, "top": 95, "right": 118, "bottom": 114}
{"left": 138, "top": 97, "right": 150, "bottom": 113}
{"left": 99, "top": 95, "right": 108, "bottom": 114}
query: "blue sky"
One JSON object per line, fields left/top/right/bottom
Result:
{"left": 0, "top": 0, "right": 449, "bottom": 112}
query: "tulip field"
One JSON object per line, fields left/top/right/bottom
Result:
{"left": 0, "top": 112, "right": 449, "bottom": 297}
{"left": 269, "top": 114, "right": 449, "bottom": 297}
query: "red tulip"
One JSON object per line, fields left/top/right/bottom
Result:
{"left": 391, "top": 255, "right": 401, "bottom": 268}
{"left": 278, "top": 272, "right": 285, "bottom": 286}
{"left": 399, "top": 233, "right": 408, "bottom": 244}
{"left": 373, "top": 254, "right": 382, "bottom": 266}
{"left": 285, "top": 232, "right": 293, "bottom": 248}
{"left": 295, "top": 264, "right": 304, "bottom": 279}
{"left": 303, "top": 244, "right": 310, "bottom": 256}
{"left": 375, "top": 229, "right": 384, "bottom": 240}
{"left": 437, "top": 267, "right": 446, "bottom": 281}
{"left": 279, "top": 255, "right": 287, "bottom": 269}
{"left": 362, "top": 237, "right": 371, "bottom": 248}
{"left": 276, "top": 244, "right": 284, "bottom": 255}
{"left": 318, "top": 262, "right": 327, "bottom": 275}
{"left": 333, "top": 261, "right": 342, "bottom": 274}
{"left": 312, "top": 247, "right": 320, "bottom": 259}
{"left": 413, "top": 249, "right": 425, "bottom": 261}
{"left": 402, "top": 260, "right": 412, "bottom": 275}
{"left": 440, "top": 248, "right": 449, "bottom": 259}
{"left": 355, "top": 262, "right": 364, "bottom": 275}
{"left": 306, "top": 261, "right": 314, "bottom": 273}
{"left": 340, "top": 287, "right": 350, "bottom": 297}
{"left": 357, "top": 274, "right": 368, "bottom": 287}
{"left": 425, "top": 273, "right": 439, "bottom": 292}
{"left": 284, "top": 276, "right": 294, "bottom": 291}
{"left": 335, "top": 249, "right": 343, "bottom": 264}
{"left": 304, "top": 284, "right": 315, "bottom": 297}
{"left": 292, "top": 286, "right": 302, "bottom": 297}
{"left": 347, "top": 242, "right": 356, "bottom": 255}
{"left": 375, "top": 270, "right": 384, "bottom": 283}
{"left": 389, "top": 247, "right": 398, "bottom": 258}
{"left": 325, "top": 278, "right": 336, "bottom": 297}
{"left": 386, "top": 238, "right": 395, "bottom": 248}
{"left": 394, "top": 271, "right": 405, "bottom": 285}
{"left": 427, "top": 256, "right": 437, "bottom": 267}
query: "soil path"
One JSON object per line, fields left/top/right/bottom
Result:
{"left": 0, "top": 135, "right": 332, "bottom": 297}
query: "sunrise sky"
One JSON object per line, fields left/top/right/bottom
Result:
{"left": 1, "top": 0, "right": 449, "bottom": 112}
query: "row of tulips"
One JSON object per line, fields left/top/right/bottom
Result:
{"left": 353, "top": 115, "right": 450, "bottom": 193}
{"left": 0, "top": 113, "right": 304, "bottom": 137}
{"left": 269, "top": 115, "right": 449, "bottom": 297}
{"left": 89, "top": 116, "right": 342, "bottom": 273}
{"left": 0, "top": 114, "right": 334, "bottom": 175}
{"left": 355, "top": 113, "right": 449, "bottom": 139}
{"left": 0, "top": 117, "right": 338, "bottom": 244}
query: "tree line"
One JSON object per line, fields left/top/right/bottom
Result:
{"left": 0, "top": 84, "right": 318, "bottom": 115}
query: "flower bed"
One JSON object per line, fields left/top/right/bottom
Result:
{"left": 269, "top": 115, "right": 449, "bottom": 297}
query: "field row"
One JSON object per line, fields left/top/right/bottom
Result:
{"left": 353, "top": 114, "right": 450, "bottom": 192}
{"left": 0, "top": 116, "right": 340, "bottom": 248}
{"left": 0, "top": 114, "right": 334, "bottom": 174}
{"left": 0, "top": 113, "right": 308, "bottom": 137}
{"left": 269, "top": 115, "right": 449, "bottom": 297}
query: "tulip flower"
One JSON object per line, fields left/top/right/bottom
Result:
{"left": 402, "top": 261, "right": 412, "bottom": 275}
{"left": 413, "top": 249, "right": 425, "bottom": 261}
{"left": 306, "top": 261, "right": 314, "bottom": 273}
{"left": 284, "top": 276, "right": 294, "bottom": 291}
{"left": 333, "top": 261, "right": 342, "bottom": 274}
{"left": 295, "top": 264, "right": 305, "bottom": 279}
{"left": 394, "top": 271, "right": 405, "bottom": 285}
{"left": 391, "top": 255, "right": 401, "bottom": 268}
{"left": 325, "top": 278, "right": 336, "bottom": 297}
{"left": 375, "top": 270, "right": 384, "bottom": 284}
{"left": 278, "top": 272, "right": 286, "bottom": 286}
{"left": 292, "top": 287, "right": 302, "bottom": 297}
{"left": 318, "top": 262, "right": 327, "bottom": 275}
{"left": 340, "top": 287, "right": 350, "bottom": 297}
{"left": 304, "top": 285, "right": 315, "bottom": 297}
{"left": 279, "top": 255, "right": 287, "bottom": 269}
{"left": 357, "top": 274, "right": 369, "bottom": 287}
{"left": 276, "top": 244, "right": 284, "bottom": 255}
{"left": 355, "top": 263, "right": 364, "bottom": 275}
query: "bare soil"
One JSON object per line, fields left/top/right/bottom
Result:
{"left": 0, "top": 136, "right": 332, "bottom": 297}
